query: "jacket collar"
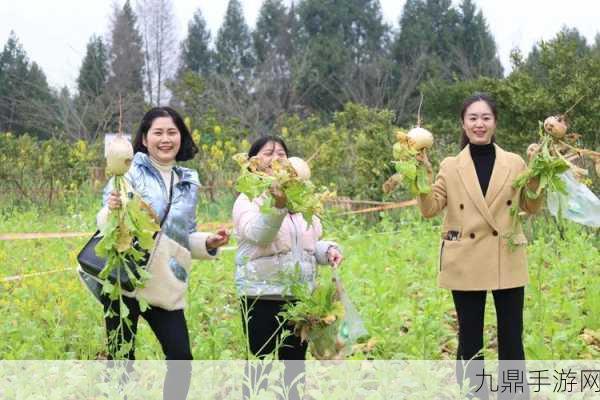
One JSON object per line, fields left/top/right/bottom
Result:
{"left": 457, "top": 143, "right": 509, "bottom": 230}
{"left": 133, "top": 152, "right": 199, "bottom": 186}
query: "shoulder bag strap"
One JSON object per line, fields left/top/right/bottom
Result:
{"left": 159, "top": 170, "right": 175, "bottom": 228}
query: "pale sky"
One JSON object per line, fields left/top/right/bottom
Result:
{"left": 0, "top": 0, "right": 598, "bottom": 91}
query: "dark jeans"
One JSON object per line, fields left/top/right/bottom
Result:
{"left": 102, "top": 295, "right": 192, "bottom": 400}
{"left": 452, "top": 286, "right": 529, "bottom": 400}
{"left": 240, "top": 297, "right": 308, "bottom": 400}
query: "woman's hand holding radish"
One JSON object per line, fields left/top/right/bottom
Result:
{"left": 270, "top": 184, "right": 287, "bottom": 209}
{"left": 107, "top": 191, "right": 122, "bottom": 210}
{"left": 415, "top": 150, "right": 433, "bottom": 181}
{"left": 526, "top": 176, "right": 542, "bottom": 193}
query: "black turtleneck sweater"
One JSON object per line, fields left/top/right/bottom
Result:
{"left": 469, "top": 142, "right": 496, "bottom": 197}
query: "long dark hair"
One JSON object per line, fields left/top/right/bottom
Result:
{"left": 460, "top": 93, "right": 498, "bottom": 149}
{"left": 132, "top": 106, "right": 199, "bottom": 161}
{"left": 248, "top": 135, "right": 289, "bottom": 158}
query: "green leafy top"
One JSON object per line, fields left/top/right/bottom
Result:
{"left": 506, "top": 123, "right": 570, "bottom": 249}
{"left": 232, "top": 153, "right": 334, "bottom": 223}
{"left": 513, "top": 129, "right": 570, "bottom": 201}
{"left": 279, "top": 268, "right": 345, "bottom": 342}
{"left": 95, "top": 175, "right": 160, "bottom": 287}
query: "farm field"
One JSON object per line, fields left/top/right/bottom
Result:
{"left": 1, "top": 199, "right": 599, "bottom": 361}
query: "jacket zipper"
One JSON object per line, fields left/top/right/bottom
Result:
{"left": 290, "top": 214, "right": 307, "bottom": 284}
{"left": 289, "top": 215, "right": 300, "bottom": 261}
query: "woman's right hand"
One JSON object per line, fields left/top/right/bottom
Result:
{"left": 107, "top": 191, "right": 122, "bottom": 210}
{"left": 415, "top": 150, "right": 433, "bottom": 175}
{"left": 269, "top": 184, "right": 287, "bottom": 209}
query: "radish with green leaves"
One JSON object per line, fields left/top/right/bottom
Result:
{"left": 98, "top": 132, "right": 159, "bottom": 289}
{"left": 384, "top": 95, "right": 434, "bottom": 196}
{"left": 509, "top": 106, "right": 600, "bottom": 245}
{"left": 96, "top": 129, "right": 160, "bottom": 358}
{"left": 233, "top": 153, "right": 332, "bottom": 223}
{"left": 279, "top": 268, "right": 361, "bottom": 360}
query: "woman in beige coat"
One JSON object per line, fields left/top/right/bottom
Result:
{"left": 417, "top": 93, "right": 543, "bottom": 400}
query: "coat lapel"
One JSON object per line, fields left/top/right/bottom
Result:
{"left": 457, "top": 146, "right": 499, "bottom": 230}
{"left": 484, "top": 144, "right": 510, "bottom": 207}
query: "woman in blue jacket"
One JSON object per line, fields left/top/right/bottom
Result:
{"left": 80, "top": 107, "right": 229, "bottom": 399}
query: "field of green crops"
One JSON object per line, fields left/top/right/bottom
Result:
{"left": 1, "top": 196, "right": 599, "bottom": 361}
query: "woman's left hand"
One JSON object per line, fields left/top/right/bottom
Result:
{"left": 327, "top": 247, "right": 344, "bottom": 268}
{"left": 206, "top": 228, "right": 231, "bottom": 250}
{"left": 527, "top": 176, "right": 541, "bottom": 192}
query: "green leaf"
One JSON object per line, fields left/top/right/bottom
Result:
{"left": 233, "top": 154, "right": 329, "bottom": 223}
{"left": 235, "top": 172, "right": 272, "bottom": 200}
{"left": 395, "top": 160, "right": 417, "bottom": 181}
{"left": 416, "top": 167, "right": 431, "bottom": 195}
{"left": 138, "top": 298, "right": 151, "bottom": 313}
{"left": 120, "top": 301, "right": 130, "bottom": 319}
{"left": 259, "top": 195, "right": 275, "bottom": 215}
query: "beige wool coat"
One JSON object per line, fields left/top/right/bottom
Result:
{"left": 418, "top": 144, "right": 543, "bottom": 291}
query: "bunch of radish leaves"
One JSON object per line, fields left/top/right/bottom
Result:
{"left": 233, "top": 153, "right": 332, "bottom": 223}
{"left": 507, "top": 124, "right": 570, "bottom": 248}
{"left": 95, "top": 174, "right": 160, "bottom": 357}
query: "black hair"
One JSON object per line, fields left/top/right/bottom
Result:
{"left": 132, "top": 106, "right": 198, "bottom": 161}
{"left": 460, "top": 93, "right": 498, "bottom": 149}
{"left": 247, "top": 135, "right": 289, "bottom": 158}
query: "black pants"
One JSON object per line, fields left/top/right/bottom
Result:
{"left": 452, "top": 286, "right": 529, "bottom": 400}
{"left": 240, "top": 297, "right": 308, "bottom": 400}
{"left": 102, "top": 295, "right": 192, "bottom": 400}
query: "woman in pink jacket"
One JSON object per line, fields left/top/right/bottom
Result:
{"left": 233, "top": 136, "right": 343, "bottom": 398}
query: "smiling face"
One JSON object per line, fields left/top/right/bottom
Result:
{"left": 462, "top": 100, "right": 497, "bottom": 145}
{"left": 256, "top": 141, "right": 287, "bottom": 175}
{"left": 142, "top": 116, "right": 181, "bottom": 163}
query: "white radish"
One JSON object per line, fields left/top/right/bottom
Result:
{"left": 288, "top": 157, "right": 311, "bottom": 180}
{"left": 407, "top": 127, "right": 434, "bottom": 150}
{"left": 543, "top": 115, "right": 568, "bottom": 139}
{"left": 106, "top": 135, "right": 133, "bottom": 176}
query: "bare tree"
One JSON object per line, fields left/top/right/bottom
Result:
{"left": 191, "top": 49, "right": 319, "bottom": 136}
{"left": 334, "top": 56, "right": 394, "bottom": 110}
{"left": 16, "top": 84, "right": 141, "bottom": 142}
{"left": 136, "top": 0, "right": 178, "bottom": 106}
{"left": 105, "top": 0, "right": 146, "bottom": 135}
{"left": 389, "top": 53, "right": 431, "bottom": 123}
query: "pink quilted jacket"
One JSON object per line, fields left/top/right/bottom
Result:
{"left": 232, "top": 194, "right": 339, "bottom": 298}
